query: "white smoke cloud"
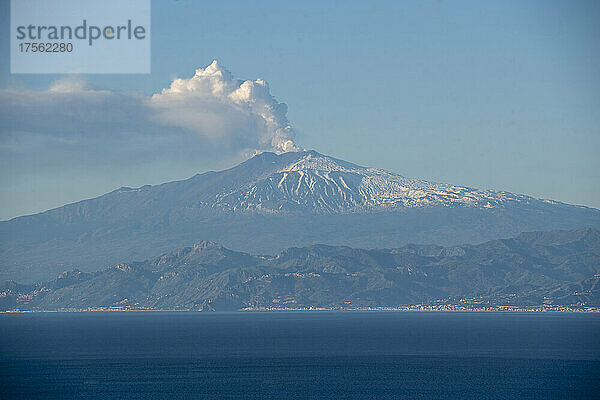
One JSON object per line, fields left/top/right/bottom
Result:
{"left": 150, "top": 60, "right": 299, "bottom": 153}
{"left": 0, "top": 60, "right": 299, "bottom": 155}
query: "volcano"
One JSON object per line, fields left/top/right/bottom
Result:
{"left": 2, "top": 150, "right": 599, "bottom": 282}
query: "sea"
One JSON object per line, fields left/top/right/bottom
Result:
{"left": 1, "top": 312, "right": 599, "bottom": 399}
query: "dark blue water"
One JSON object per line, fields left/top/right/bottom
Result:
{"left": 1, "top": 312, "right": 599, "bottom": 399}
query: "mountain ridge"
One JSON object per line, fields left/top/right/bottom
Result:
{"left": 2, "top": 150, "right": 599, "bottom": 283}
{"left": 2, "top": 227, "right": 598, "bottom": 311}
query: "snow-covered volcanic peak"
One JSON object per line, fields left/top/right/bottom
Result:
{"left": 213, "top": 150, "right": 534, "bottom": 213}
{"left": 280, "top": 151, "right": 364, "bottom": 173}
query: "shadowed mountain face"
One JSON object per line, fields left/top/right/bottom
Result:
{"left": 2, "top": 228, "right": 599, "bottom": 311}
{"left": 1, "top": 150, "right": 600, "bottom": 283}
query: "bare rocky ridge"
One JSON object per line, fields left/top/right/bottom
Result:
{"left": 2, "top": 228, "right": 598, "bottom": 311}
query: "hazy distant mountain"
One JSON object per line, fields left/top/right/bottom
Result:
{"left": 1, "top": 150, "right": 599, "bottom": 282}
{"left": 2, "top": 228, "right": 598, "bottom": 311}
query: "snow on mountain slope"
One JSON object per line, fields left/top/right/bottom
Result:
{"left": 3, "top": 149, "right": 599, "bottom": 284}
{"left": 211, "top": 150, "right": 535, "bottom": 213}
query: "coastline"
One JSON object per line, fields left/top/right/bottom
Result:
{"left": 2, "top": 305, "right": 599, "bottom": 313}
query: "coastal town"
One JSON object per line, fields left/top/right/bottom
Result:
{"left": 2, "top": 304, "right": 599, "bottom": 313}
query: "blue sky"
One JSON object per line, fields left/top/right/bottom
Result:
{"left": 1, "top": 0, "right": 599, "bottom": 219}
